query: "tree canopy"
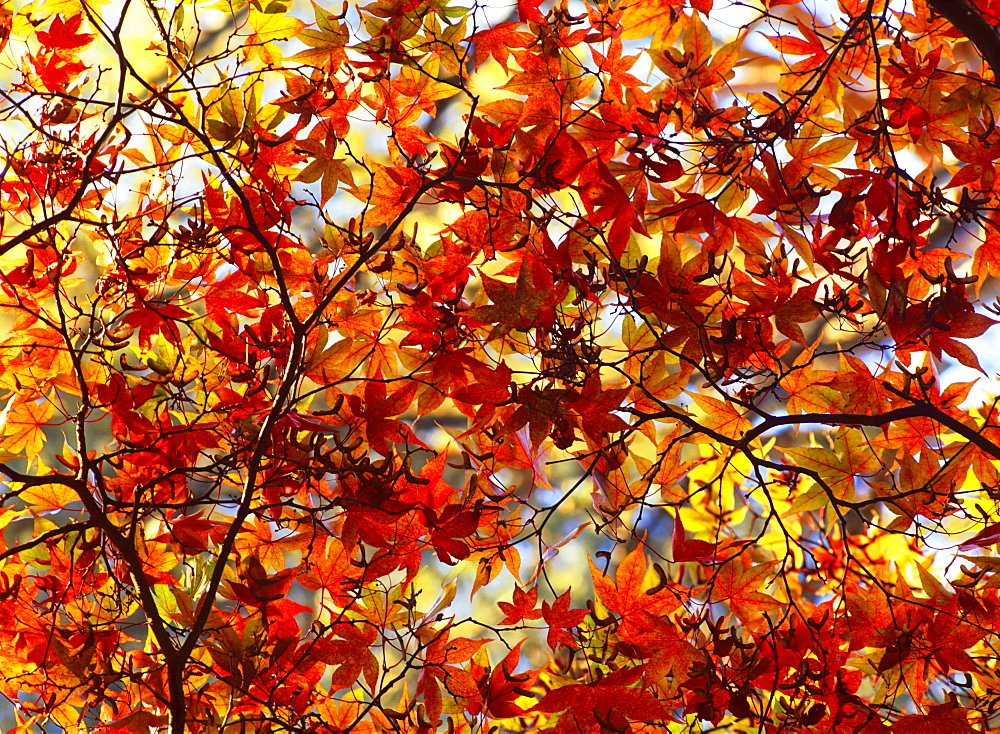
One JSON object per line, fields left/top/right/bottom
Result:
{"left": 2, "top": 0, "right": 1000, "bottom": 731}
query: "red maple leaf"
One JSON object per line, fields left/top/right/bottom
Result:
{"left": 590, "top": 545, "right": 682, "bottom": 640}
{"left": 37, "top": 14, "right": 94, "bottom": 50}
{"left": 672, "top": 510, "right": 719, "bottom": 563}
{"left": 469, "top": 23, "right": 531, "bottom": 71}
{"left": 575, "top": 160, "right": 646, "bottom": 257}
{"left": 563, "top": 373, "right": 631, "bottom": 442}
{"left": 474, "top": 641, "right": 538, "bottom": 718}
{"left": 498, "top": 585, "right": 543, "bottom": 625}
{"left": 529, "top": 666, "right": 667, "bottom": 730}
{"left": 518, "top": 0, "right": 545, "bottom": 23}
{"left": 541, "top": 588, "right": 588, "bottom": 650}
{"left": 346, "top": 372, "right": 428, "bottom": 455}
{"left": 33, "top": 52, "right": 88, "bottom": 92}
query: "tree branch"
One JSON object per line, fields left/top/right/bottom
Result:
{"left": 925, "top": 0, "right": 1000, "bottom": 85}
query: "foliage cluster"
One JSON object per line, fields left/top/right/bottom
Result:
{"left": 2, "top": 0, "right": 1000, "bottom": 731}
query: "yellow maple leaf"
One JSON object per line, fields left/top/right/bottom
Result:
{"left": 248, "top": 5, "right": 305, "bottom": 44}
{"left": 0, "top": 397, "right": 54, "bottom": 461}
{"left": 781, "top": 427, "right": 882, "bottom": 503}
{"left": 20, "top": 481, "right": 79, "bottom": 514}
{"left": 245, "top": 2, "right": 305, "bottom": 64}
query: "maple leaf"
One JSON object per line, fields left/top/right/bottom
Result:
{"left": 390, "top": 65, "right": 461, "bottom": 115}
{"left": 630, "top": 610, "right": 704, "bottom": 694}
{"left": 152, "top": 511, "right": 223, "bottom": 553}
{"left": 296, "top": 140, "right": 355, "bottom": 205}
{"left": 204, "top": 287, "right": 266, "bottom": 329}
{"left": 763, "top": 18, "right": 827, "bottom": 70}
{"left": 0, "top": 397, "right": 54, "bottom": 462}
{"left": 345, "top": 372, "right": 428, "bottom": 455}
{"left": 426, "top": 502, "right": 482, "bottom": 564}
{"left": 298, "top": 536, "right": 356, "bottom": 606}
{"left": 926, "top": 310, "right": 997, "bottom": 373}
{"left": 517, "top": 0, "right": 546, "bottom": 24}
{"left": 467, "top": 640, "right": 538, "bottom": 719}
{"left": 891, "top": 697, "right": 976, "bottom": 732}
{"left": 672, "top": 509, "right": 718, "bottom": 563}
{"left": 314, "top": 623, "right": 379, "bottom": 691}
{"left": 844, "top": 582, "right": 895, "bottom": 651}
{"left": 32, "top": 51, "right": 88, "bottom": 92}
{"left": 37, "top": 14, "right": 94, "bottom": 50}
{"left": 575, "top": 160, "right": 644, "bottom": 258}
{"left": 620, "top": 0, "right": 678, "bottom": 40}
{"left": 0, "top": 4, "right": 10, "bottom": 56}
{"left": 541, "top": 588, "right": 588, "bottom": 650}
{"left": 972, "top": 225, "right": 1000, "bottom": 296}
{"left": 563, "top": 374, "right": 631, "bottom": 442}
{"left": 925, "top": 595, "right": 987, "bottom": 675}
{"left": 246, "top": 4, "right": 306, "bottom": 46}
{"left": 529, "top": 666, "right": 668, "bottom": 730}
{"left": 468, "top": 260, "right": 558, "bottom": 340}
{"left": 288, "top": 2, "right": 348, "bottom": 69}
{"left": 590, "top": 545, "right": 681, "bottom": 641}
{"left": 956, "top": 523, "right": 1000, "bottom": 551}
{"left": 781, "top": 428, "right": 882, "bottom": 503}
{"left": 93, "top": 710, "right": 170, "bottom": 733}
{"left": 18, "top": 480, "right": 80, "bottom": 515}
{"left": 119, "top": 303, "right": 191, "bottom": 351}
{"left": 689, "top": 392, "right": 751, "bottom": 440}
{"left": 469, "top": 23, "right": 527, "bottom": 71}
{"left": 228, "top": 556, "right": 298, "bottom": 607}
{"left": 827, "top": 354, "right": 895, "bottom": 416}
{"left": 712, "top": 558, "right": 783, "bottom": 624}
{"left": 591, "top": 38, "right": 644, "bottom": 101}
{"left": 417, "top": 629, "right": 491, "bottom": 725}
{"left": 534, "top": 131, "right": 590, "bottom": 192}
{"left": 780, "top": 348, "right": 840, "bottom": 415}
{"left": 651, "top": 427, "right": 706, "bottom": 503}
{"left": 451, "top": 359, "right": 512, "bottom": 407}
{"left": 351, "top": 161, "right": 423, "bottom": 228}
{"left": 498, "top": 585, "right": 543, "bottom": 625}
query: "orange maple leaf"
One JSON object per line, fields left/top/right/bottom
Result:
{"left": 712, "top": 558, "right": 783, "bottom": 624}
{"left": 590, "top": 545, "right": 682, "bottom": 641}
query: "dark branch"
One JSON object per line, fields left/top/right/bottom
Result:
{"left": 926, "top": 0, "right": 1000, "bottom": 85}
